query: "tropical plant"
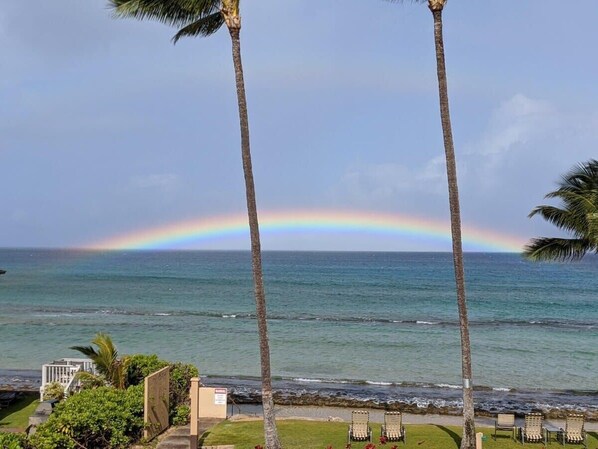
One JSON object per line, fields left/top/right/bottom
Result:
{"left": 70, "top": 332, "right": 128, "bottom": 389}
{"left": 386, "top": 1, "right": 476, "bottom": 447}
{"left": 524, "top": 159, "right": 598, "bottom": 261}
{"left": 30, "top": 385, "right": 144, "bottom": 449}
{"left": 42, "top": 381, "right": 65, "bottom": 402}
{"left": 125, "top": 354, "right": 199, "bottom": 423}
{"left": 0, "top": 432, "right": 28, "bottom": 449}
{"left": 105, "top": 2, "right": 281, "bottom": 447}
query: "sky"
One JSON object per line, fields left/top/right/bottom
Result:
{"left": 1, "top": 0, "right": 597, "bottom": 252}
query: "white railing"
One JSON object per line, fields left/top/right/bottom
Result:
{"left": 40, "top": 358, "right": 96, "bottom": 400}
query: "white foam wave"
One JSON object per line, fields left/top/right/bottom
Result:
{"left": 436, "top": 383, "right": 462, "bottom": 389}
{"left": 154, "top": 313, "right": 171, "bottom": 316}
{"left": 416, "top": 320, "right": 438, "bottom": 325}
{"left": 222, "top": 314, "right": 237, "bottom": 318}
{"left": 366, "top": 381, "right": 392, "bottom": 386}
{"left": 293, "top": 378, "right": 323, "bottom": 383}
{"left": 493, "top": 387, "right": 511, "bottom": 392}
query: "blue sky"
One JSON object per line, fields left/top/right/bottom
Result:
{"left": 1, "top": 0, "right": 596, "bottom": 251}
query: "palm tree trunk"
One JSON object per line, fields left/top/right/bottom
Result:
{"left": 227, "top": 20, "right": 282, "bottom": 449}
{"left": 429, "top": 5, "right": 476, "bottom": 449}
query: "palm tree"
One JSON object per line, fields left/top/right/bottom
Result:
{"left": 106, "top": 1, "right": 281, "bottom": 447}
{"left": 524, "top": 159, "right": 598, "bottom": 261}
{"left": 387, "top": 1, "right": 475, "bottom": 447}
{"left": 70, "top": 332, "right": 127, "bottom": 389}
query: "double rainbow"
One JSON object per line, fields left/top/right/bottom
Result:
{"left": 87, "top": 210, "right": 525, "bottom": 252}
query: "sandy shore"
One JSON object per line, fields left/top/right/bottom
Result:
{"left": 231, "top": 404, "right": 598, "bottom": 431}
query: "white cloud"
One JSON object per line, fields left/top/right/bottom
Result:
{"left": 468, "top": 94, "right": 555, "bottom": 158}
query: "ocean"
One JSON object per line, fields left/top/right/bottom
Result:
{"left": 0, "top": 249, "right": 596, "bottom": 416}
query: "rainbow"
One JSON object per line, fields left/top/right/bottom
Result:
{"left": 87, "top": 210, "right": 525, "bottom": 252}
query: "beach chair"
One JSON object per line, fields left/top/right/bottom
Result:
{"left": 347, "top": 410, "right": 372, "bottom": 444}
{"left": 493, "top": 413, "right": 516, "bottom": 441}
{"left": 381, "top": 411, "right": 406, "bottom": 443}
{"left": 519, "top": 413, "right": 544, "bottom": 444}
{"left": 558, "top": 413, "right": 587, "bottom": 448}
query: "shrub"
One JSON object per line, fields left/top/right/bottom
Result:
{"left": 42, "top": 382, "right": 65, "bottom": 401}
{"left": 0, "top": 432, "right": 28, "bottom": 449}
{"left": 169, "top": 362, "right": 198, "bottom": 415}
{"left": 125, "top": 354, "right": 198, "bottom": 423}
{"left": 125, "top": 354, "right": 168, "bottom": 387}
{"left": 171, "top": 405, "right": 190, "bottom": 426}
{"left": 29, "top": 385, "right": 144, "bottom": 449}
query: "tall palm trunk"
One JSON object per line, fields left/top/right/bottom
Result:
{"left": 429, "top": 3, "right": 476, "bottom": 448}
{"left": 226, "top": 17, "right": 282, "bottom": 449}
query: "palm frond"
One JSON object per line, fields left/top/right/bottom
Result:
{"left": 109, "top": 0, "right": 220, "bottom": 28}
{"left": 528, "top": 205, "right": 587, "bottom": 236}
{"left": 527, "top": 159, "right": 598, "bottom": 262}
{"left": 69, "top": 345, "right": 98, "bottom": 358}
{"left": 173, "top": 12, "right": 225, "bottom": 42}
{"left": 522, "top": 237, "right": 594, "bottom": 262}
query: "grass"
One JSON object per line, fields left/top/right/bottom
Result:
{"left": 201, "top": 420, "right": 598, "bottom": 449}
{"left": 0, "top": 393, "right": 39, "bottom": 432}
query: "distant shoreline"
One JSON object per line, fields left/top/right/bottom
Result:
{"left": 2, "top": 369, "right": 596, "bottom": 421}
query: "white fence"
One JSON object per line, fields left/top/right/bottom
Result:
{"left": 40, "top": 358, "right": 96, "bottom": 399}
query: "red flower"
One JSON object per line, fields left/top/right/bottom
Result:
{"left": 254, "top": 445, "right": 263, "bottom": 449}
{"left": 390, "top": 446, "right": 398, "bottom": 449}
{"left": 365, "top": 444, "right": 377, "bottom": 449}
{"left": 379, "top": 435, "right": 388, "bottom": 444}
{"left": 345, "top": 444, "right": 352, "bottom": 449}
{"left": 326, "top": 446, "right": 333, "bottom": 449}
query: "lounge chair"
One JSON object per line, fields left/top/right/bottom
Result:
{"left": 519, "top": 413, "right": 544, "bottom": 444}
{"left": 558, "top": 413, "right": 587, "bottom": 448}
{"left": 493, "top": 413, "right": 516, "bottom": 441}
{"left": 381, "top": 411, "right": 406, "bottom": 443}
{"left": 347, "top": 410, "right": 372, "bottom": 444}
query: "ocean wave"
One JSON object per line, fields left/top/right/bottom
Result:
{"left": 20, "top": 307, "right": 598, "bottom": 330}
{"left": 436, "top": 383, "right": 462, "bottom": 390}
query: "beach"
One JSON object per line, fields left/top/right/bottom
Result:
{"left": 1, "top": 249, "right": 597, "bottom": 419}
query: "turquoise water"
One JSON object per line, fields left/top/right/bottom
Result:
{"left": 0, "top": 249, "right": 596, "bottom": 412}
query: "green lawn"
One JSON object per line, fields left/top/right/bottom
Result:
{"left": 201, "top": 420, "right": 598, "bottom": 449}
{"left": 0, "top": 393, "right": 39, "bottom": 432}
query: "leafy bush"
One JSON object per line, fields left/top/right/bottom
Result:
{"left": 169, "top": 362, "right": 199, "bottom": 415}
{"left": 0, "top": 432, "right": 28, "bottom": 449}
{"left": 171, "top": 405, "right": 190, "bottom": 426}
{"left": 125, "top": 354, "right": 198, "bottom": 423}
{"left": 29, "top": 385, "right": 144, "bottom": 449}
{"left": 42, "top": 382, "right": 65, "bottom": 401}
{"left": 125, "top": 354, "right": 168, "bottom": 387}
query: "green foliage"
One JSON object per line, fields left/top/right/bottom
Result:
{"left": 525, "top": 159, "right": 598, "bottom": 261}
{"left": 108, "top": 0, "right": 226, "bottom": 41}
{"left": 169, "top": 362, "right": 198, "bottom": 413}
{"left": 0, "top": 432, "right": 28, "bottom": 449}
{"left": 171, "top": 405, "right": 190, "bottom": 426}
{"left": 125, "top": 354, "right": 198, "bottom": 423}
{"left": 125, "top": 354, "right": 168, "bottom": 386}
{"left": 29, "top": 386, "right": 144, "bottom": 449}
{"left": 70, "top": 333, "right": 128, "bottom": 389}
{"left": 42, "top": 382, "right": 64, "bottom": 402}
